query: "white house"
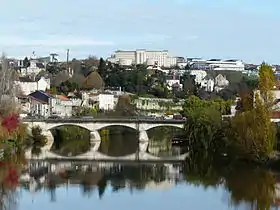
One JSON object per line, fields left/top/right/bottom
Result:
{"left": 28, "top": 91, "right": 73, "bottom": 117}
{"left": 20, "top": 59, "right": 45, "bottom": 76}
{"left": 201, "top": 77, "right": 215, "bottom": 92}
{"left": 15, "top": 77, "right": 50, "bottom": 95}
{"left": 214, "top": 74, "right": 229, "bottom": 92}
{"left": 99, "top": 94, "right": 115, "bottom": 110}
{"left": 134, "top": 97, "right": 183, "bottom": 112}
{"left": 166, "top": 74, "right": 182, "bottom": 90}
{"left": 51, "top": 95, "right": 73, "bottom": 117}
{"left": 190, "top": 70, "right": 207, "bottom": 84}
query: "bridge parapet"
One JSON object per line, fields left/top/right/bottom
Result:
{"left": 22, "top": 118, "right": 186, "bottom": 158}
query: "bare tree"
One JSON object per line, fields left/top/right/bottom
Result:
{"left": 0, "top": 53, "right": 17, "bottom": 114}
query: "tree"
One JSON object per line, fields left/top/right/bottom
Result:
{"left": 258, "top": 63, "right": 275, "bottom": 108}
{"left": 115, "top": 95, "right": 136, "bottom": 116}
{"left": 83, "top": 71, "right": 105, "bottom": 90}
{"left": 182, "top": 96, "right": 233, "bottom": 153}
{"left": 52, "top": 70, "right": 70, "bottom": 87}
{"left": 46, "top": 63, "right": 60, "bottom": 74}
{"left": 97, "top": 58, "right": 107, "bottom": 79}
{"left": 22, "top": 57, "right": 30, "bottom": 68}
{"left": 69, "top": 74, "right": 86, "bottom": 88}
{"left": 230, "top": 63, "right": 276, "bottom": 162}
{"left": 0, "top": 54, "right": 16, "bottom": 114}
{"left": 71, "top": 59, "right": 82, "bottom": 74}
{"left": 181, "top": 72, "right": 198, "bottom": 96}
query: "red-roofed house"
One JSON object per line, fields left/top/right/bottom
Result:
{"left": 28, "top": 91, "right": 73, "bottom": 117}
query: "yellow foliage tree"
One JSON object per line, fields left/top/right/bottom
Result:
{"left": 83, "top": 71, "right": 105, "bottom": 90}
{"left": 230, "top": 63, "right": 276, "bottom": 162}
{"left": 258, "top": 63, "right": 276, "bottom": 108}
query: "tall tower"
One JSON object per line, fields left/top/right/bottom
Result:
{"left": 66, "top": 49, "right": 69, "bottom": 66}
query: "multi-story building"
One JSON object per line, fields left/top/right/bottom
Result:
{"left": 188, "top": 58, "right": 245, "bottom": 71}
{"left": 14, "top": 76, "right": 50, "bottom": 96}
{"left": 27, "top": 91, "right": 73, "bottom": 117}
{"left": 107, "top": 49, "right": 177, "bottom": 68}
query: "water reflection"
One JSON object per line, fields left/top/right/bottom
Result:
{"left": 148, "top": 127, "right": 185, "bottom": 157}
{"left": 98, "top": 126, "right": 185, "bottom": 157}
{"left": 184, "top": 153, "right": 278, "bottom": 210}
{"left": 3, "top": 152, "right": 280, "bottom": 209}
{"left": 98, "top": 127, "right": 138, "bottom": 156}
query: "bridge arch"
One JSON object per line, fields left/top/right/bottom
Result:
{"left": 25, "top": 124, "right": 54, "bottom": 152}
{"left": 46, "top": 123, "right": 92, "bottom": 131}
{"left": 142, "top": 124, "right": 184, "bottom": 131}
{"left": 94, "top": 123, "right": 137, "bottom": 131}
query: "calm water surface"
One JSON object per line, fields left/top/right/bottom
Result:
{"left": 4, "top": 127, "right": 279, "bottom": 210}
{"left": 13, "top": 161, "right": 280, "bottom": 210}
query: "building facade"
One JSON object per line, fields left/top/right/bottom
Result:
{"left": 28, "top": 91, "right": 73, "bottom": 117}
{"left": 15, "top": 77, "right": 50, "bottom": 95}
{"left": 188, "top": 58, "right": 245, "bottom": 71}
{"left": 107, "top": 49, "right": 177, "bottom": 67}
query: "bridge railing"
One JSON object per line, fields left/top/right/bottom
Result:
{"left": 21, "top": 117, "right": 186, "bottom": 123}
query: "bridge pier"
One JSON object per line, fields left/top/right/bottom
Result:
{"left": 90, "top": 131, "right": 101, "bottom": 152}
{"left": 41, "top": 130, "right": 54, "bottom": 151}
{"left": 139, "top": 130, "right": 149, "bottom": 152}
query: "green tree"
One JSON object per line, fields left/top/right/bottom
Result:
{"left": 97, "top": 58, "right": 107, "bottom": 79}
{"left": 22, "top": 57, "right": 30, "bottom": 68}
{"left": 182, "top": 96, "right": 232, "bottom": 153}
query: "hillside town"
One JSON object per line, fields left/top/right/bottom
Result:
{"left": 1, "top": 49, "right": 279, "bottom": 120}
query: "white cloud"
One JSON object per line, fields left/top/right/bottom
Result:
{"left": 0, "top": 36, "right": 114, "bottom": 46}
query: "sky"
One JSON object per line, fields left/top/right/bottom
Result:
{"left": 1, "top": 0, "right": 280, "bottom": 64}
{"left": 18, "top": 184, "right": 239, "bottom": 210}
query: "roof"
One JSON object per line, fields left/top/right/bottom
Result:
{"left": 19, "top": 77, "right": 35, "bottom": 83}
{"left": 208, "top": 59, "right": 222, "bottom": 61}
{"left": 28, "top": 90, "right": 54, "bottom": 104}
{"left": 56, "top": 95, "right": 69, "bottom": 101}
{"left": 36, "top": 63, "right": 45, "bottom": 69}
{"left": 204, "top": 74, "right": 214, "bottom": 80}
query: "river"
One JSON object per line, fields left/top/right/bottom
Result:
{"left": 1, "top": 127, "right": 280, "bottom": 210}
{"left": 11, "top": 161, "right": 280, "bottom": 210}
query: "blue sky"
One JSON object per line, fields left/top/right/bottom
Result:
{"left": 18, "top": 184, "right": 238, "bottom": 210}
{"left": 1, "top": 0, "right": 280, "bottom": 64}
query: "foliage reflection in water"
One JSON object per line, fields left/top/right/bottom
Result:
{"left": 184, "top": 152, "right": 278, "bottom": 210}
{"left": 4, "top": 156, "right": 278, "bottom": 210}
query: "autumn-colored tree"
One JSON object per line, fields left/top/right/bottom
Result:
{"left": 83, "top": 71, "right": 105, "bottom": 90}
{"left": 115, "top": 95, "right": 136, "bottom": 116}
{"left": 258, "top": 63, "right": 276, "bottom": 108}
{"left": 236, "top": 93, "right": 253, "bottom": 112}
{"left": 230, "top": 63, "right": 276, "bottom": 162}
{"left": 231, "top": 95, "right": 276, "bottom": 162}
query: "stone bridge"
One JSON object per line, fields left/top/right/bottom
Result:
{"left": 22, "top": 118, "right": 186, "bottom": 161}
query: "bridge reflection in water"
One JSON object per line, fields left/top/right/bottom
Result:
{"left": 20, "top": 160, "right": 185, "bottom": 200}
{"left": 24, "top": 120, "right": 188, "bottom": 161}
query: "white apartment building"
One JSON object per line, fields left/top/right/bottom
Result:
{"left": 107, "top": 49, "right": 177, "bottom": 67}
{"left": 206, "top": 59, "right": 245, "bottom": 71}
{"left": 188, "top": 58, "right": 245, "bottom": 71}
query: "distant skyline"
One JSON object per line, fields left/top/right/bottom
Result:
{"left": 1, "top": 0, "right": 280, "bottom": 64}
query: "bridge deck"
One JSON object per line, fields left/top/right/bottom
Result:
{"left": 22, "top": 118, "right": 186, "bottom": 124}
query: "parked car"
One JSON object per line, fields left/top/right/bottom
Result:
{"left": 48, "top": 115, "right": 61, "bottom": 119}
{"left": 173, "top": 114, "right": 183, "bottom": 120}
